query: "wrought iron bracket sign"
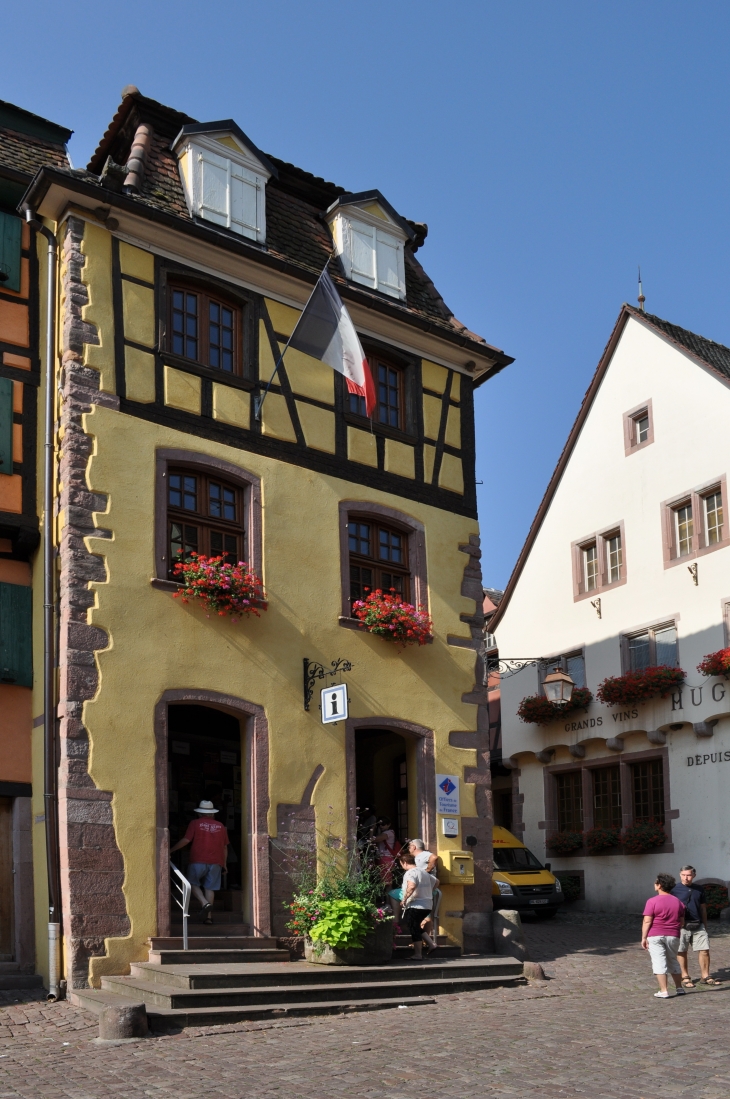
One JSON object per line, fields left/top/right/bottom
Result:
{"left": 303, "top": 657, "right": 354, "bottom": 711}
{"left": 486, "top": 657, "right": 542, "bottom": 679}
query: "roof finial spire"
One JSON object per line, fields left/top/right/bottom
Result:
{"left": 638, "top": 266, "right": 646, "bottom": 312}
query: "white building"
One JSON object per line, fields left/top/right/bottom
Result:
{"left": 491, "top": 304, "right": 730, "bottom": 913}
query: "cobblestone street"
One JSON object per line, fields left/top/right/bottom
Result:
{"left": 1, "top": 913, "right": 730, "bottom": 1098}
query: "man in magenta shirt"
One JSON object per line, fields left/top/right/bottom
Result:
{"left": 642, "top": 873, "right": 686, "bottom": 998}
{"left": 170, "top": 800, "right": 229, "bottom": 924}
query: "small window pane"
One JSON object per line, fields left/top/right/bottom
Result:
{"left": 628, "top": 632, "right": 651, "bottom": 672}
{"left": 705, "top": 491, "right": 723, "bottom": 546}
{"left": 182, "top": 476, "right": 197, "bottom": 511}
{"left": 583, "top": 544, "right": 598, "bottom": 590}
{"left": 632, "top": 760, "right": 664, "bottom": 824}
{"left": 377, "top": 362, "right": 401, "bottom": 428}
{"left": 222, "top": 486, "right": 235, "bottom": 521}
{"left": 675, "top": 504, "right": 693, "bottom": 557}
{"left": 349, "top": 392, "right": 367, "bottom": 416}
{"left": 593, "top": 766, "right": 622, "bottom": 829}
{"left": 170, "top": 522, "right": 198, "bottom": 564}
{"left": 348, "top": 522, "right": 370, "bottom": 556}
{"left": 209, "top": 300, "right": 234, "bottom": 373}
{"left": 636, "top": 414, "right": 649, "bottom": 444}
{"left": 380, "top": 572, "right": 404, "bottom": 596}
{"left": 566, "top": 654, "right": 586, "bottom": 689}
{"left": 556, "top": 772, "right": 583, "bottom": 832}
{"left": 350, "top": 564, "right": 372, "bottom": 605}
{"left": 379, "top": 528, "right": 402, "bottom": 563}
{"left": 654, "top": 625, "right": 677, "bottom": 668}
{"left": 169, "top": 473, "right": 182, "bottom": 508}
{"left": 606, "top": 533, "right": 622, "bottom": 583}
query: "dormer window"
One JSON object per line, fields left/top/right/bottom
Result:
{"left": 326, "top": 191, "right": 414, "bottom": 301}
{"left": 172, "top": 121, "right": 276, "bottom": 244}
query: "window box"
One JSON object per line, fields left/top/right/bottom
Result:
{"left": 546, "top": 831, "right": 584, "bottom": 856}
{"left": 697, "top": 648, "right": 730, "bottom": 678}
{"left": 620, "top": 819, "right": 667, "bottom": 854}
{"left": 585, "top": 826, "right": 621, "bottom": 854}
{"left": 517, "top": 687, "right": 593, "bottom": 726}
{"left": 596, "top": 666, "right": 685, "bottom": 707}
{"left": 351, "top": 589, "right": 432, "bottom": 648}
{"left": 172, "top": 553, "right": 266, "bottom": 622}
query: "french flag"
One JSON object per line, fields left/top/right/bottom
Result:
{"left": 288, "top": 270, "right": 375, "bottom": 417}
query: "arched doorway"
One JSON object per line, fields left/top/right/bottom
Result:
{"left": 167, "top": 705, "right": 244, "bottom": 919}
{"left": 155, "top": 689, "right": 271, "bottom": 937}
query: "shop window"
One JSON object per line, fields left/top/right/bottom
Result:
{"left": 338, "top": 501, "right": 427, "bottom": 626}
{"left": 572, "top": 523, "right": 626, "bottom": 600}
{"left": 168, "top": 283, "right": 243, "bottom": 375}
{"left": 631, "top": 760, "right": 665, "bottom": 824}
{"left": 623, "top": 622, "right": 678, "bottom": 673}
{"left": 662, "top": 477, "right": 729, "bottom": 566}
{"left": 556, "top": 772, "right": 583, "bottom": 832}
{"left": 592, "top": 766, "right": 622, "bottom": 829}
{"left": 154, "top": 450, "right": 261, "bottom": 586}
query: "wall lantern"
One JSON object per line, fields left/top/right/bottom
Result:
{"left": 542, "top": 668, "right": 575, "bottom": 706}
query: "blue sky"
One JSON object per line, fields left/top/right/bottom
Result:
{"left": 4, "top": 2, "right": 729, "bottom": 587}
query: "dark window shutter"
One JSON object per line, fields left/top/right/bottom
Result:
{"left": 0, "top": 212, "right": 22, "bottom": 293}
{"left": 0, "top": 582, "right": 32, "bottom": 687}
{"left": 0, "top": 377, "right": 12, "bottom": 475}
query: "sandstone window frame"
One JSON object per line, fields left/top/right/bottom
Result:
{"left": 623, "top": 398, "right": 654, "bottom": 455}
{"left": 661, "top": 475, "right": 729, "bottom": 568}
{"left": 542, "top": 747, "right": 674, "bottom": 855}
{"left": 152, "top": 449, "right": 262, "bottom": 591}
{"left": 337, "top": 501, "right": 427, "bottom": 630}
{"left": 571, "top": 521, "right": 626, "bottom": 601}
{"left": 620, "top": 619, "right": 679, "bottom": 673}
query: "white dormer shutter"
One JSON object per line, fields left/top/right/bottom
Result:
{"left": 349, "top": 220, "right": 377, "bottom": 288}
{"left": 197, "top": 147, "right": 229, "bottom": 228}
{"left": 376, "top": 230, "right": 405, "bottom": 298}
{"left": 230, "top": 162, "right": 260, "bottom": 238}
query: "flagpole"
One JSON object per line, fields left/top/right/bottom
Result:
{"left": 253, "top": 256, "right": 332, "bottom": 422}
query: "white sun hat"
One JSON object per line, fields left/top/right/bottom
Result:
{"left": 194, "top": 800, "right": 219, "bottom": 814}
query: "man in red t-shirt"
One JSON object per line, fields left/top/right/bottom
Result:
{"left": 170, "top": 800, "right": 229, "bottom": 923}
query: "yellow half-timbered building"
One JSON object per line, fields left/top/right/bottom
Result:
{"left": 22, "top": 88, "right": 513, "bottom": 989}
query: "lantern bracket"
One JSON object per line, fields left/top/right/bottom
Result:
{"left": 303, "top": 657, "right": 353, "bottom": 711}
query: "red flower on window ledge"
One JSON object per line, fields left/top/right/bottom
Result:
{"left": 697, "top": 648, "right": 730, "bottom": 678}
{"left": 351, "top": 589, "right": 433, "bottom": 648}
{"left": 596, "top": 666, "right": 685, "bottom": 707}
{"left": 172, "top": 553, "right": 266, "bottom": 622}
{"left": 517, "top": 687, "right": 593, "bottom": 725}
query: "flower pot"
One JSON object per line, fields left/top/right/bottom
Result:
{"left": 304, "top": 919, "right": 394, "bottom": 966}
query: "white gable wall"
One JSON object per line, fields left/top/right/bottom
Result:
{"left": 496, "top": 314, "right": 730, "bottom": 911}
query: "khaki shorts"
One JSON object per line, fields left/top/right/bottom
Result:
{"left": 679, "top": 925, "right": 710, "bottom": 952}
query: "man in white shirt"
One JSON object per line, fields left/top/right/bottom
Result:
{"left": 399, "top": 853, "right": 436, "bottom": 959}
{"left": 409, "top": 838, "right": 438, "bottom": 874}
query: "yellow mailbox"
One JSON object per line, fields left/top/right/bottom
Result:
{"left": 439, "top": 850, "right": 474, "bottom": 884}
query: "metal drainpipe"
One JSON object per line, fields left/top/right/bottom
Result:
{"left": 23, "top": 208, "right": 62, "bottom": 1001}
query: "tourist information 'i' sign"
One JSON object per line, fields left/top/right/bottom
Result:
{"left": 321, "top": 683, "right": 348, "bottom": 724}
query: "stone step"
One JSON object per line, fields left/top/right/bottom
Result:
{"left": 150, "top": 935, "right": 277, "bottom": 950}
{"left": 0, "top": 974, "right": 44, "bottom": 990}
{"left": 148, "top": 949, "right": 290, "bottom": 966}
{"left": 131, "top": 957, "right": 522, "bottom": 990}
{"left": 172, "top": 915, "right": 249, "bottom": 929}
{"left": 0, "top": 963, "right": 21, "bottom": 973}
{"left": 71, "top": 987, "right": 437, "bottom": 1027}
{"left": 100, "top": 969, "right": 523, "bottom": 1010}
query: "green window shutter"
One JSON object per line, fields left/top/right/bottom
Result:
{"left": 0, "top": 211, "right": 22, "bottom": 293}
{"left": 0, "top": 582, "right": 32, "bottom": 688}
{"left": 0, "top": 377, "right": 12, "bottom": 476}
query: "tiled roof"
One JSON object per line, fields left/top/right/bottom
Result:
{"left": 0, "top": 126, "right": 68, "bottom": 179}
{"left": 78, "top": 92, "right": 500, "bottom": 349}
{"left": 639, "top": 310, "right": 730, "bottom": 381}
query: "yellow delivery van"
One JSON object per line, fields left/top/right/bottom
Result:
{"left": 491, "top": 826, "right": 564, "bottom": 919}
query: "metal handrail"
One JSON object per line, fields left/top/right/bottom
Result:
{"left": 169, "top": 860, "right": 191, "bottom": 950}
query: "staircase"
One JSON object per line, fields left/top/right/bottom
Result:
{"left": 0, "top": 960, "right": 43, "bottom": 991}
{"left": 70, "top": 936, "right": 524, "bottom": 1028}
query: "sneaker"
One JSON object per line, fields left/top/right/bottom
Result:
{"left": 654, "top": 991, "right": 670, "bottom": 998}
{"left": 675, "top": 988, "right": 686, "bottom": 995}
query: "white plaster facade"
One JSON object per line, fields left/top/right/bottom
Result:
{"left": 491, "top": 306, "right": 730, "bottom": 913}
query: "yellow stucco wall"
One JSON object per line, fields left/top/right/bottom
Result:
{"left": 80, "top": 222, "right": 115, "bottom": 394}
{"left": 73, "top": 404, "right": 479, "bottom": 981}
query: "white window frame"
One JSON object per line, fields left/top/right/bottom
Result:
{"left": 177, "top": 134, "right": 270, "bottom": 243}
{"left": 329, "top": 209, "right": 407, "bottom": 300}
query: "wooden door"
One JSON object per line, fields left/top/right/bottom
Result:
{"left": 0, "top": 798, "right": 13, "bottom": 958}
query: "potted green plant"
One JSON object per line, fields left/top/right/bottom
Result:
{"left": 585, "top": 826, "right": 621, "bottom": 854}
{"left": 546, "top": 831, "right": 584, "bottom": 856}
{"left": 517, "top": 687, "right": 593, "bottom": 725}
{"left": 621, "top": 819, "right": 667, "bottom": 853}
{"left": 596, "top": 666, "right": 685, "bottom": 707}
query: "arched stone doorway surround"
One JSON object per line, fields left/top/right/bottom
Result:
{"left": 345, "top": 717, "right": 436, "bottom": 851}
{"left": 154, "top": 689, "right": 271, "bottom": 937}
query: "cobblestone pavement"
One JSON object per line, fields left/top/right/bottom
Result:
{"left": 2, "top": 912, "right": 730, "bottom": 1098}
